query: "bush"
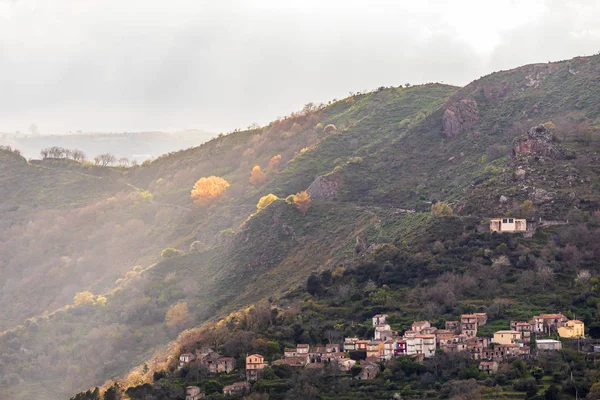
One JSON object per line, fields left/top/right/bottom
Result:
{"left": 161, "top": 248, "right": 184, "bottom": 258}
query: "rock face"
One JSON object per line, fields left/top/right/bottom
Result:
{"left": 529, "top": 188, "right": 555, "bottom": 205}
{"left": 306, "top": 173, "right": 341, "bottom": 200}
{"left": 442, "top": 98, "right": 480, "bottom": 138}
{"left": 511, "top": 125, "right": 564, "bottom": 160}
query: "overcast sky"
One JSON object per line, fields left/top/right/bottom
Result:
{"left": 1, "top": 0, "right": 599, "bottom": 134}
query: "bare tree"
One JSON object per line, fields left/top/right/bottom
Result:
{"left": 71, "top": 149, "right": 86, "bottom": 163}
{"left": 97, "top": 153, "right": 117, "bottom": 166}
{"left": 536, "top": 265, "right": 555, "bottom": 291}
{"left": 324, "top": 329, "right": 341, "bottom": 344}
{"left": 117, "top": 157, "right": 129, "bottom": 167}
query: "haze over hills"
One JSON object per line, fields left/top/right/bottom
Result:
{"left": 0, "top": 54, "right": 600, "bottom": 399}
{"left": 0, "top": 130, "right": 214, "bottom": 161}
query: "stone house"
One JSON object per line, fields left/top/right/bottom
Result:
{"left": 383, "top": 340, "right": 397, "bottom": 360}
{"left": 532, "top": 314, "right": 568, "bottom": 334}
{"left": 411, "top": 321, "right": 431, "bottom": 333}
{"left": 466, "top": 337, "right": 490, "bottom": 360}
{"left": 394, "top": 340, "right": 407, "bottom": 356}
{"left": 343, "top": 337, "right": 359, "bottom": 351}
{"left": 186, "top": 386, "right": 204, "bottom": 400}
{"left": 357, "top": 362, "right": 379, "bottom": 380}
{"left": 461, "top": 314, "right": 478, "bottom": 337}
{"left": 510, "top": 321, "right": 533, "bottom": 343}
{"left": 372, "top": 314, "right": 388, "bottom": 326}
{"left": 474, "top": 313, "right": 488, "bottom": 326}
{"left": 322, "top": 352, "right": 346, "bottom": 363}
{"left": 445, "top": 321, "right": 459, "bottom": 331}
{"left": 198, "top": 352, "right": 221, "bottom": 375}
{"left": 217, "top": 357, "right": 236, "bottom": 374}
{"left": 490, "top": 218, "right": 527, "bottom": 233}
{"left": 246, "top": 354, "right": 267, "bottom": 381}
{"left": 195, "top": 347, "right": 214, "bottom": 359}
{"left": 405, "top": 334, "right": 436, "bottom": 358}
{"left": 296, "top": 344, "right": 310, "bottom": 354}
{"left": 366, "top": 341, "right": 384, "bottom": 359}
{"left": 334, "top": 357, "right": 357, "bottom": 371}
{"left": 420, "top": 326, "right": 438, "bottom": 335}
{"left": 223, "top": 382, "right": 250, "bottom": 397}
{"left": 326, "top": 343, "right": 341, "bottom": 353}
{"left": 483, "top": 344, "right": 529, "bottom": 361}
{"left": 179, "top": 353, "right": 196, "bottom": 368}
{"left": 356, "top": 340, "right": 369, "bottom": 352}
{"left": 479, "top": 361, "right": 499, "bottom": 375}
{"left": 558, "top": 320, "right": 585, "bottom": 338}
{"left": 373, "top": 323, "right": 392, "bottom": 340}
{"left": 493, "top": 330, "right": 522, "bottom": 345}
{"left": 284, "top": 348, "right": 297, "bottom": 358}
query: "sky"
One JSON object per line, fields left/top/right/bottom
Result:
{"left": 1, "top": 0, "right": 599, "bottom": 134}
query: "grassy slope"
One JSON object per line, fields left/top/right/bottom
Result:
{"left": 0, "top": 86, "right": 455, "bottom": 399}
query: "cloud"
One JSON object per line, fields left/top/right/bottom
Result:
{"left": 0, "top": 0, "right": 599, "bottom": 134}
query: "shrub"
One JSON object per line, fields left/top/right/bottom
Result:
{"left": 257, "top": 194, "right": 279, "bottom": 210}
{"left": 161, "top": 248, "right": 184, "bottom": 258}
{"left": 431, "top": 202, "right": 453, "bottom": 216}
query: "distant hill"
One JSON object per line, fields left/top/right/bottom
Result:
{"left": 0, "top": 129, "right": 214, "bottom": 161}
{"left": 1, "top": 54, "right": 600, "bottom": 399}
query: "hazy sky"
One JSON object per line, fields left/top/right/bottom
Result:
{"left": 1, "top": 0, "right": 599, "bottom": 134}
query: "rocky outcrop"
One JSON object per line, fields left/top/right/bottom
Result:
{"left": 306, "top": 173, "right": 341, "bottom": 200}
{"left": 511, "top": 125, "right": 565, "bottom": 160}
{"left": 529, "top": 187, "right": 555, "bottom": 205}
{"left": 442, "top": 98, "right": 479, "bottom": 138}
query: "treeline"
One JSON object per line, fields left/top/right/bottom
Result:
{"left": 39, "top": 146, "right": 133, "bottom": 167}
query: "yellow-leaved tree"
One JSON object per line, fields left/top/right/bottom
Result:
{"left": 165, "top": 302, "right": 189, "bottom": 328}
{"left": 269, "top": 154, "right": 282, "bottom": 172}
{"left": 293, "top": 191, "right": 311, "bottom": 215}
{"left": 249, "top": 166, "right": 266, "bottom": 185}
{"left": 431, "top": 202, "right": 453, "bottom": 216}
{"left": 190, "top": 176, "right": 230, "bottom": 206}
{"left": 257, "top": 194, "right": 278, "bottom": 210}
{"left": 74, "top": 291, "right": 95, "bottom": 306}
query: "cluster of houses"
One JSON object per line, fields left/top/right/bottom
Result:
{"left": 180, "top": 312, "right": 585, "bottom": 398}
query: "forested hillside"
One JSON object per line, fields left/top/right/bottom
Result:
{"left": 1, "top": 54, "right": 600, "bottom": 399}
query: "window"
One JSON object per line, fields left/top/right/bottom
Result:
{"left": 502, "top": 218, "right": 508, "bottom": 223}
{"left": 509, "top": 218, "right": 514, "bottom": 223}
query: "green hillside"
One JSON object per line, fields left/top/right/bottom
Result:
{"left": 1, "top": 54, "right": 600, "bottom": 399}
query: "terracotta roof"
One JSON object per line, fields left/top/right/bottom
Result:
{"left": 535, "top": 313, "right": 567, "bottom": 319}
{"left": 373, "top": 314, "right": 388, "bottom": 318}
{"left": 570, "top": 319, "right": 584, "bottom": 324}
{"left": 495, "top": 330, "right": 520, "bottom": 334}
{"left": 412, "top": 321, "right": 429, "bottom": 326}
{"left": 416, "top": 334, "right": 436, "bottom": 339}
{"left": 461, "top": 314, "right": 478, "bottom": 318}
{"left": 247, "top": 354, "right": 264, "bottom": 358}
{"left": 297, "top": 344, "right": 310, "bottom": 348}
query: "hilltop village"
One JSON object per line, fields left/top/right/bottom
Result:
{"left": 179, "top": 311, "right": 585, "bottom": 399}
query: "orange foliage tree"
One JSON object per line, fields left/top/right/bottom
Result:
{"left": 249, "top": 166, "right": 266, "bottom": 185}
{"left": 268, "top": 154, "right": 282, "bottom": 172}
{"left": 190, "top": 176, "right": 230, "bottom": 206}
{"left": 165, "top": 302, "right": 189, "bottom": 329}
{"left": 293, "top": 191, "right": 311, "bottom": 215}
